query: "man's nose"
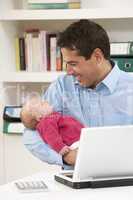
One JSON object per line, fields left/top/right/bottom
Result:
{"left": 66, "top": 66, "right": 74, "bottom": 75}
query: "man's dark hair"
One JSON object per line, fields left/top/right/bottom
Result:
{"left": 57, "top": 19, "right": 110, "bottom": 60}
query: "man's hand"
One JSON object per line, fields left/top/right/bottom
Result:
{"left": 63, "top": 148, "right": 78, "bottom": 166}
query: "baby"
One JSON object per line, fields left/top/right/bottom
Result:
{"left": 21, "top": 97, "right": 84, "bottom": 155}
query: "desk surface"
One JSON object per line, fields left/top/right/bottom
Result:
{"left": 1, "top": 171, "right": 133, "bottom": 200}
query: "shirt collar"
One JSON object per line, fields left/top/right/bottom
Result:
{"left": 74, "top": 62, "right": 121, "bottom": 94}
{"left": 101, "top": 63, "right": 121, "bottom": 94}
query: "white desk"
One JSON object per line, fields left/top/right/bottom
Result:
{"left": 1, "top": 171, "right": 133, "bottom": 200}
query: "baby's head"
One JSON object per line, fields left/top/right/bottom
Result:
{"left": 20, "top": 98, "right": 53, "bottom": 129}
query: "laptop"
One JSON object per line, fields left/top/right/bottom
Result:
{"left": 55, "top": 126, "right": 133, "bottom": 188}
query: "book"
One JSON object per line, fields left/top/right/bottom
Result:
{"left": 56, "top": 46, "right": 62, "bottom": 71}
{"left": 39, "top": 30, "right": 48, "bottom": 71}
{"left": 28, "top": 0, "right": 68, "bottom": 3}
{"left": 3, "top": 106, "right": 24, "bottom": 134}
{"left": 15, "top": 37, "right": 20, "bottom": 71}
{"left": 31, "top": 31, "right": 43, "bottom": 72}
{"left": 25, "top": 29, "right": 41, "bottom": 72}
{"left": 68, "top": 2, "right": 80, "bottom": 8}
{"left": 24, "top": 32, "right": 33, "bottom": 72}
{"left": 50, "top": 36, "right": 57, "bottom": 71}
{"left": 46, "top": 33, "right": 57, "bottom": 71}
{"left": 110, "top": 42, "right": 133, "bottom": 55}
{"left": 19, "top": 37, "right": 26, "bottom": 71}
{"left": 28, "top": 0, "right": 80, "bottom": 3}
{"left": 3, "top": 121, "right": 25, "bottom": 134}
{"left": 28, "top": 2, "right": 80, "bottom": 9}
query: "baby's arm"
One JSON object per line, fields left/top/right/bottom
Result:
{"left": 59, "top": 146, "right": 70, "bottom": 155}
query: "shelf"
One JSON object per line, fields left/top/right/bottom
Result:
{"left": 1, "top": 8, "right": 133, "bottom": 21}
{"left": 0, "top": 71, "right": 66, "bottom": 83}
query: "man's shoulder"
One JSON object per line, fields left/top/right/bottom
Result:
{"left": 119, "top": 70, "right": 133, "bottom": 83}
{"left": 117, "top": 70, "right": 133, "bottom": 91}
{"left": 57, "top": 74, "right": 75, "bottom": 83}
{"left": 55, "top": 74, "right": 76, "bottom": 89}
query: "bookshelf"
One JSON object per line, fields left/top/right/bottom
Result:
{"left": 2, "top": 8, "right": 133, "bottom": 20}
{"left": 1, "top": 0, "right": 133, "bottom": 184}
{"left": 0, "top": 71, "right": 65, "bottom": 82}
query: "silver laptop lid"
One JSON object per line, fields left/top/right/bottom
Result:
{"left": 73, "top": 126, "right": 133, "bottom": 181}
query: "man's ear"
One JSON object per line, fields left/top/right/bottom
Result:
{"left": 92, "top": 48, "right": 104, "bottom": 64}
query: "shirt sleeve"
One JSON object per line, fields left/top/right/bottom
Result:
{"left": 23, "top": 128, "right": 63, "bottom": 166}
{"left": 43, "top": 78, "right": 63, "bottom": 113}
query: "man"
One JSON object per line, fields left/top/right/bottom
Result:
{"left": 23, "top": 19, "right": 133, "bottom": 168}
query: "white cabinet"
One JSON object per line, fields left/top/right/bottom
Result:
{"left": 0, "top": 133, "right": 4, "bottom": 185}
{"left": 4, "top": 134, "right": 60, "bottom": 183}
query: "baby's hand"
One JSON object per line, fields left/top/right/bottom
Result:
{"left": 59, "top": 146, "right": 70, "bottom": 156}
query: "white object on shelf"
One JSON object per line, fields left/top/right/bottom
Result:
{"left": 4, "top": 123, "right": 25, "bottom": 134}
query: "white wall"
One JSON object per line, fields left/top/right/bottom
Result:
{"left": 0, "top": 134, "right": 4, "bottom": 185}
{"left": 0, "top": 134, "right": 60, "bottom": 185}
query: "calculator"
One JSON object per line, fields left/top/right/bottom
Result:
{"left": 14, "top": 180, "right": 48, "bottom": 193}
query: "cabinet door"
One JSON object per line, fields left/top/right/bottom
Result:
{"left": 4, "top": 134, "right": 59, "bottom": 183}
{"left": 0, "top": 133, "right": 4, "bottom": 185}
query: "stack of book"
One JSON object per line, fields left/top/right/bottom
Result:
{"left": 110, "top": 41, "right": 133, "bottom": 72}
{"left": 15, "top": 29, "right": 63, "bottom": 72}
{"left": 110, "top": 42, "right": 133, "bottom": 56}
{"left": 3, "top": 106, "right": 25, "bottom": 134}
{"left": 27, "top": 0, "right": 80, "bottom": 9}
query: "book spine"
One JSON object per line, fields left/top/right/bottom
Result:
{"left": 46, "top": 33, "right": 51, "bottom": 71}
{"left": 32, "top": 34, "right": 40, "bottom": 72}
{"left": 19, "top": 37, "right": 26, "bottom": 71}
{"left": 3, "top": 121, "right": 9, "bottom": 134}
{"left": 68, "top": 2, "right": 80, "bottom": 8}
{"left": 28, "top": 0, "right": 68, "bottom": 3}
{"left": 39, "top": 31, "right": 46, "bottom": 71}
{"left": 68, "top": 0, "right": 80, "bottom": 2}
{"left": 15, "top": 37, "right": 20, "bottom": 71}
{"left": 50, "top": 36, "right": 57, "bottom": 71}
{"left": 56, "top": 46, "right": 62, "bottom": 71}
{"left": 25, "top": 33, "right": 33, "bottom": 72}
{"left": 110, "top": 42, "right": 129, "bottom": 55}
{"left": 129, "top": 42, "right": 133, "bottom": 55}
{"left": 28, "top": 3, "right": 68, "bottom": 9}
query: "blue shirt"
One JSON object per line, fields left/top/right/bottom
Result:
{"left": 23, "top": 64, "right": 133, "bottom": 168}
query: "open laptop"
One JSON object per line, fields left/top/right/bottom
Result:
{"left": 55, "top": 125, "right": 133, "bottom": 188}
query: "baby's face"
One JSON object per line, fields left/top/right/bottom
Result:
{"left": 40, "top": 101, "right": 53, "bottom": 116}
{"left": 33, "top": 101, "right": 53, "bottom": 120}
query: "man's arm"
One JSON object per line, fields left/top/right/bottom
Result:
{"left": 23, "top": 128, "right": 63, "bottom": 165}
{"left": 23, "top": 79, "right": 63, "bottom": 166}
{"left": 23, "top": 75, "right": 75, "bottom": 168}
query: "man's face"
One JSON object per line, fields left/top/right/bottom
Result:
{"left": 61, "top": 48, "right": 102, "bottom": 88}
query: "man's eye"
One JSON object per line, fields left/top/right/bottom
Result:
{"left": 69, "top": 63, "right": 77, "bottom": 67}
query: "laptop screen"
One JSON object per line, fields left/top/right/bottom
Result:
{"left": 73, "top": 126, "right": 133, "bottom": 181}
